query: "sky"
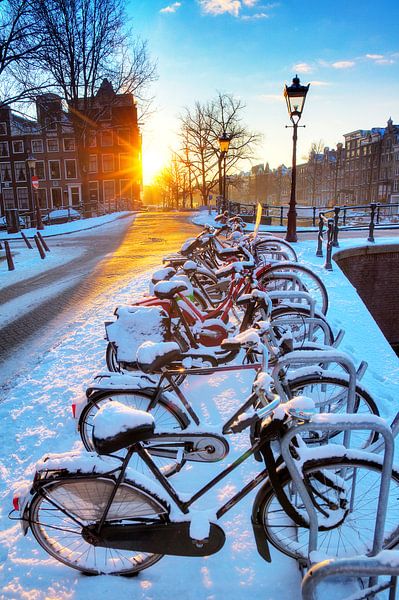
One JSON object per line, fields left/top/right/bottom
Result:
{"left": 127, "top": 1, "right": 399, "bottom": 184}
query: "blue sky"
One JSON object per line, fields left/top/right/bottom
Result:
{"left": 128, "top": 1, "right": 399, "bottom": 183}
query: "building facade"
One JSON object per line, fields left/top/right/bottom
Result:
{"left": 0, "top": 80, "right": 142, "bottom": 222}
{"left": 229, "top": 118, "right": 399, "bottom": 208}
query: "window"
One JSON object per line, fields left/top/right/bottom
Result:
{"left": 65, "top": 159, "right": 77, "bottom": 179}
{"left": 17, "top": 187, "right": 29, "bottom": 210}
{"left": 12, "top": 140, "right": 24, "bottom": 153}
{"left": 89, "top": 181, "right": 99, "bottom": 204}
{"left": 0, "top": 141, "right": 9, "bottom": 157}
{"left": 36, "top": 160, "right": 45, "bottom": 180}
{"left": 120, "top": 179, "right": 132, "bottom": 199}
{"left": 49, "top": 160, "right": 61, "bottom": 179}
{"left": 0, "top": 162, "right": 12, "bottom": 182}
{"left": 87, "top": 130, "right": 97, "bottom": 147}
{"left": 37, "top": 188, "right": 48, "bottom": 208}
{"left": 3, "top": 189, "right": 15, "bottom": 209}
{"left": 46, "top": 117, "right": 57, "bottom": 131}
{"left": 118, "top": 128, "right": 130, "bottom": 145}
{"left": 119, "top": 154, "right": 131, "bottom": 173}
{"left": 0, "top": 122, "right": 7, "bottom": 135}
{"left": 103, "top": 180, "right": 115, "bottom": 202}
{"left": 88, "top": 154, "right": 98, "bottom": 173}
{"left": 63, "top": 138, "right": 76, "bottom": 151}
{"left": 31, "top": 139, "right": 44, "bottom": 153}
{"left": 101, "top": 131, "right": 113, "bottom": 147}
{"left": 102, "top": 154, "right": 114, "bottom": 172}
{"left": 47, "top": 138, "right": 59, "bottom": 152}
{"left": 14, "top": 161, "right": 27, "bottom": 182}
{"left": 51, "top": 187, "right": 62, "bottom": 208}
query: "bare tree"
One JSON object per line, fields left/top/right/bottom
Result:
{"left": 30, "top": 0, "right": 157, "bottom": 201}
{"left": 0, "top": 0, "right": 45, "bottom": 106}
{"left": 178, "top": 92, "right": 261, "bottom": 205}
{"left": 154, "top": 154, "right": 188, "bottom": 209}
{"left": 301, "top": 140, "right": 325, "bottom": 205}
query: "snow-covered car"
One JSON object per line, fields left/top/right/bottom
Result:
{"left": 0, "top": 214, "right": 26, "bottom": 229}
{"left": 42, "top": 208, "right": 81, "bottom": 224}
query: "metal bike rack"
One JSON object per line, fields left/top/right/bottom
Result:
{"left": 280, "top": 415, "right": 394, "bottom": 566}
{"left": 302, "top": 552, "right": 399, "bottom": 600}
{"left": 272, "top": 349, "right": 358, "bottom": 448}
{"left": 268, "top": 290, "right": 316, "bottom": 318}
{"left": 270, "top": 316, "right": 334, "bottom": 346}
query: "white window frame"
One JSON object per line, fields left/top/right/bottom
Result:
{"left": 63, "top": 138, "right": 76, "bottom": 151}
{"left": 31, "top": 139, "right": 44, "bottom": 153}
{"left": 0, "top": 161, "right": 12, "bottom": 182}
{"left": 3, "top": 188, "right": 15, "bottom": 208}
{"left": 49, "top": 159, "right": 61, "bottom": 180}
{"left": 14, "top": 161, "right": 27, "bottom": 182}
{"left": 64, "top": 158, "right": 77, "bottom": 179}
{"left": 102, "top": 153, "right": 114, "bottom": 172}
{"left": 0, "top": 141, "right": 9, "bottom": 157}
{"left": 37, "top": 188, "right": 48, "bottom": 209}
{"left": 12, "top": 140, "right": 24, "bottom": 154}
{"left": 101, "top": 131, "right": 113, "bottom": 147}
{"left": 17, "top": 187, "right": 29, "bottom": 210}
{"left": 35, "top": 160, "right": 46, "bottom": 181}
{"left": 89, "top": 154, "right": 98, "bottom": 173}
{"left": 103, "top": 179, "right": 115, "bottom": 202}
{"left": 47, "top": 138, "right": 59, "bottom": 152}
{"left": 117, "top": 128, "right": 130, "bottom": 145}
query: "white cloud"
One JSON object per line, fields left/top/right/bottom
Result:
{"left": 198, "top": 0, "right": 278, "bottom": 17}
{"left": 309, "top": 80, "right": 330, "bottom": 87}
{"left": 366, "top": 53, "right": 384, "bottom": 60}
{"left": 331, "top": 60, "right": 355, "bottom": 69}
{"left": 258, "top": 93, "right": 283, "bottom": 102}
{"left": 160, "top": 2, "right": 181, "bottom": 13}
{"left": 375, "top": 58, "right": 395, "bottom": 65}
{"left": 241, "top": 11, "right": 269, "bottom": 19}
{"left": 199, "top": 0, "right": 241, "bottom": 15}
{"left": 294, "top": 62, "right": 313, "bottom": 74}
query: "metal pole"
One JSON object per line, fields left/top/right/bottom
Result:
{"left": 316, "top": 213, "right": 324, "bottom": 257}
{"left": 280, "top": 205, "right": 284, "bottom": 226}
{"left": 332, "top": 205, "right": 340, "bottom": 247}
{"left": 223, "top": 153, "right": 227, "bottom": 214}
{"left": 368, "top": 202, "right": 377, "bottom": 242}
{"left": 285, "top": 122, "right": 298, "bottom": 242}
{"left": 312, "top": 205, "right": 316, "bottom": 227}
{"left": 324, "top": 218, "right": 334, "bottom": 270}
{"left": 4, "top": 240, "right": 15, "bottom": 270}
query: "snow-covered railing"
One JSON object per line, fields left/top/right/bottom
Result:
{"left": 315, "top": 213, "right": 334, "bottom": 270}
{"left": 302, "top": 552, "right": 399, "bottom": 600}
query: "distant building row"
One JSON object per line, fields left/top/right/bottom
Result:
{"left": 230, "top": 118, "right": 399, "bottom": 207}
{"left": 0, "top": 80, "right": 142, "bottom": 220}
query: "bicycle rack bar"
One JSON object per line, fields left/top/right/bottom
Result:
{"left": 272, "top": 350, "right": 357, "bottom": 449}
{"left": 268, "top": 290, "right": 316, "bottom": 318}
{"left": 302, "top": 553, "right": 399, "bottom": 600}
{"left": 280, "top": 415, "right": 394, "bottom": 568}
{"left": 332, "top": 328, "right": 345, "bottom": 348}
{"left": 270, "top": 317, "right": 333, "bottom": 346}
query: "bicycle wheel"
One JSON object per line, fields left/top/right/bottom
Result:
{"left": 258, "top": 262, "right": 328, "bottom": 315}
{"left": 79, "top": 391, "right": 189, "bottom": 476}
{"left": 271, "top": 306, "right": 334, "bottom": 346}
{"left": 287, "top": 373, "right": 379, "bottom": 447}
{"left": 254, "top": 237, "right": 298, "bottom": 263}
{"left": 258, "top": 457, "right": 399, "bottom": 561}
{"left": 106, "top": 342, "right": 121, "bottom": 373}
{"left": 30, "top": 477, "right": 168, "bottom": 575}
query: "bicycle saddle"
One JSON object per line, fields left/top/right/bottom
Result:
{"left": 153, "top": 279, "right": 191, "bottom": 299}
{"left": 92, "top": 401, "right": 155, "bottom": 454}
{"left": 136, "top": 341, "right": 182, "bottom": 373}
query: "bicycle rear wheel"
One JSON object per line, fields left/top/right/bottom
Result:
{"left": 258, "top": 457, "right": 399, "bottom": 561}
{"left": 30, "top": 477, "right": 168, "bottom": 575}
{"left": 79, "top": 391, "right": 189, "bottom": 476}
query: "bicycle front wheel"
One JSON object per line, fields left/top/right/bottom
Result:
{"left": 30, "top": 477, "right": 168, "bottom": 575}
{"left": 258, "top": 457, "right": 399, "bottom": 561}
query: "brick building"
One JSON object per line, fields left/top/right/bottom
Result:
{"left": 0, "top": 80, "right": 142, "bottom": 222}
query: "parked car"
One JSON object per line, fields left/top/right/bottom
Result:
{"left": 0, "top": 215, "right": 26, "bottom": 230}
{"left": 42, "top": 208, "right": 81, "bottom": 224}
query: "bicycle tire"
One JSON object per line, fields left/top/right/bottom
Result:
{"left": 257, "top": 456, "right": 399, "bottom": 561}
{"left": 254, "top": 237, "right": 298, "bottom": 263}
{"left": 271, "top": 305, "right": 334, "bottom": 346}
{"left": 79, "top": 390, "right": 189, "bottom": 477}
{"left": 30, "top": 476, "right": 168, "bottom": 575}
{"left": 258, "top": 262, "right": 328, "bottom": 315}
{"left": 287, "top": 373, "right": 380, "bottom": 447}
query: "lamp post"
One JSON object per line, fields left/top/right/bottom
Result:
{"left": 284, "top": 75, "right": 310, "bottom": 242}
{"left": 26, "top": 152, "right": 44, "bottom": 230}
{"left": 218, "top": 132, "right": 231, "bottom": 213}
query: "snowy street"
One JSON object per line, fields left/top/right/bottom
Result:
{"left": 0, "top": 212, "right": 398, "bottom": 599}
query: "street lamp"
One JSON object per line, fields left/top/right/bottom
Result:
{"left": 26, "top": 152, "right": 44, "bottom": 230}
{"left": 284, "top": 75, "right": 310, "bottom": 242}
{"left": 218, "top": 132, "right": 231, "bottom": 213}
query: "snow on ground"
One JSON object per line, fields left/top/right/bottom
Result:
{"left": 0, "top": 211, "right": 135, "bottom": 240}
{"left": 0, "top": 218, "right": 398, "bottom": 599}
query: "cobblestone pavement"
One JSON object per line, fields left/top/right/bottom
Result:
{"left": 0, "top": 211, "right": 199, "bottom": 366}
